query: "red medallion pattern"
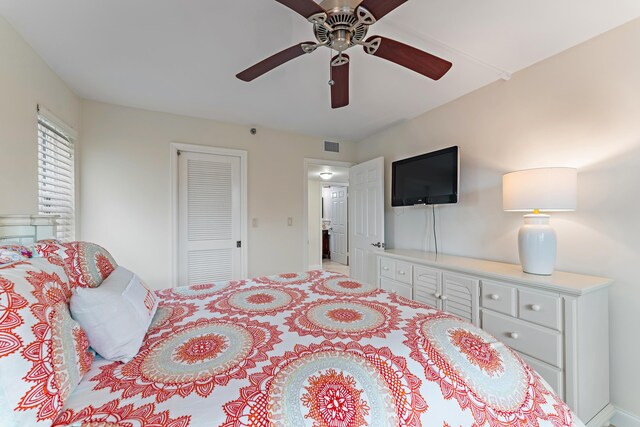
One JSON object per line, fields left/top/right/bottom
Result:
{"left": 2, "top": 258, "right": 582, "bottom": 427}
{"left": 327, "top": 307, "right": 363, "bottom": 323}
{"left": 301, "top": 368, "right": 370, "bottom": 427}
{"left": 174, "top": 333, "right": 229, "bottom": 364}
{"left": 0, "top": 277, "right": 28, "bottom": 359}
{"left": 17, "top": 268, "right": 93, "bottom": 421}
{"left": 92, "top": 316, "right": 282, "bottom": 403}
{"left": 33, "top": 241, "right": 117, "bottom": 289}
{"left": 285, "top": 299, "right": 401, "bottom": 340}
{"left": 221, "top": 340, "right": 427, "bottom": 427}
{"left": 311, "top": 275, "right": 381, "bottom": 297}
{"left": 205, "top": 286, "right": 307, "bottom": 316}
{"left": 157, "top": 280, "right": 246, "bottom": 301}
{"left": 449, "top": 328, "right": 504, "bottom": 376}
{"left": 18, "top": 270, "right": 71, "bottom": 420}
{"left": 247, "top": 293, "right": 274, "bottom": 304}
{"left": 52, "top": 399, "right": 190, "bottom": 427}
{"left": 33, "top": 241, "right": 66, "bottom": 267}
{"left": 253, "top": 270, "right": 323, "bottom": 286}
{"left": 95, "top": 252, "right": 116, "bottom": 280}
{"left": 61, "top": 242, "right": 117, "bottom": 288}
{"left": 148, "top": 300, "right": 197, "bottom": 334}
{"left": 404, "top": 312, "right": 571, "bottom": 427}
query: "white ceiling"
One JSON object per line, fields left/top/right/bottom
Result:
{"left": 1, "top": 1, "right": 639, "bottom": 141}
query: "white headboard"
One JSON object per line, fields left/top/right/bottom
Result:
{"left": 0, "top": 215, "right": 58, "bottom": 244}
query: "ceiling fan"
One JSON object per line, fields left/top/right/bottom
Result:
{"left": 236, "top": 0, "right": 453, "bottom": 109}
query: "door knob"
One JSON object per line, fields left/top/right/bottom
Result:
{"left": 440, "top": 295, "right": 448, "bottom": 301}
{"left": 371, "top": 242, "right": 385, "bottom": 248}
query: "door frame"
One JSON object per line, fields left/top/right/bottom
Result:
{"left": 303, "top": 158, "right": 354, "bottom": 271}
{"left": 170, "top": 142, "right": 248, "bottom": 287}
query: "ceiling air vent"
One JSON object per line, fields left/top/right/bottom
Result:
{"left": 324, "top": 141, "right": 340, "bottom": 153}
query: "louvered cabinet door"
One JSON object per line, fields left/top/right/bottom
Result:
{"left": 442, "top": 272, "right": 480, "bottom": 326}
{"left": 178, "top": 151, "right": 241, "bottom": 286}
{"left": 413, "top": 265, "right": 442, "bottom": 309}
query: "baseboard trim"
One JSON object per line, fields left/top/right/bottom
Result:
{"left": 309, "top": 264, "right": 322, "bottom": 271}
{"left": 612, "top": 407, "right": 640, "bottom": 427}
{"left": 588, "top": 404, "right": 616, "bottom": 427}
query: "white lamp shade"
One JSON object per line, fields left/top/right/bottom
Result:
{"left": 503, "top": 167, "right": 577, "bottom": 212}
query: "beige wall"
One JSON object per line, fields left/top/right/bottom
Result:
{"left": 0, "top": 16, "right": 81, "bottom": 215}
{"left": 357, "top": 18, "right": 640, "bottom": 419}
{"left": 79, "top": 100, "right": 356, "bottom": 289}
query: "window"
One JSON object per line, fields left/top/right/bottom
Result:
{"left": 37, "top": 108, "right": 76, "bottom": 241}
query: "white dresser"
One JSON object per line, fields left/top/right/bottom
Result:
{"left": 377, "top": 249, "right": 613, "bottom": 427}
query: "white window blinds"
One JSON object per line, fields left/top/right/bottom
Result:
{"left": 37, "top": 110, "right": 75, "bottom": 241}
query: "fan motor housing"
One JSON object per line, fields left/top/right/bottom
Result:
{"left": 314, "top": 0, "right": 368, "bottom": 52}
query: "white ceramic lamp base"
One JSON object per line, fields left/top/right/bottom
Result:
{"left": 518, "top": 214, "right": 557, "bottom": 275}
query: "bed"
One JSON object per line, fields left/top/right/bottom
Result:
{"left": 0, "top": 240, "right": 581, "bottom": 427}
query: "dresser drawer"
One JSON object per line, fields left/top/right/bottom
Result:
{"left": 481, "top": 280, "right": 517, "bottom": 316}
{"left": 394, "top": 261, "right": 413, "bottom": 285}
{"left": 519, "top": 353, "right": 564, "bottom": 398}
{"left": 519, "top": 289, "right": 562, "bottom": 331}
{"left": 413, "top": 266, "right": 441, "bottom": 308}
{"left": 482, "top": 311, "right": 562, "bottom": 368}
{"left": 379, "top": 258, "right": 394, "bottom": 279}
{"left": 380, "top": 277, "right": 412, "bottom": 300}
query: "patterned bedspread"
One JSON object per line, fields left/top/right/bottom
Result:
{"left": 54, "top": 271, "right": 581, "bottom": 427}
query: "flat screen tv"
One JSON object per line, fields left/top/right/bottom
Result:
{"left": 392, "top": 146, "right": 459, "bottom": 207}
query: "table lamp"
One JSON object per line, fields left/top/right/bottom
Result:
{"left": 503, "top": 167, "right": 577, "bottom": 275}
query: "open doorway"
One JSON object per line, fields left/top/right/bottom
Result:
{"left": 304, "top": 159, "right": 352, "bottom": 276}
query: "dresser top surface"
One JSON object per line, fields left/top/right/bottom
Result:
{"left": 380, "top": 249, "right": 612, "bottom": 296}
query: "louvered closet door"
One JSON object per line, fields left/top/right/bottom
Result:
{"left": 178, "top": 151, "right": 241, "bottom": 286}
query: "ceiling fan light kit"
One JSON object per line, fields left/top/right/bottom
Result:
{"left": 237, "top": 0, "right": 452, "bottom": 108}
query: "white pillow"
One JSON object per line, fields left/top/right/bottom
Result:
{"left": 70, "top": 266, "right": 159, "bottom": 362}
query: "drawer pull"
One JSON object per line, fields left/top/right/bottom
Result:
{"left": 383, "top": 266, "right": 389, "bottom": 271}
{"left": 434, "top": 293, "right": 442, "bottom": 299}
{"left": 530, "top": 304, "right": 541, "bottom": 312}
{"left": 489, "top": 294, "right": 501, "bottom": 301}
{"left": 440, "top": 295, "right": 448, "bottom": 301}
{"left": 398, "top": 271, "right": 406, "bottom": 276}
{"left": 509, "top": 332, "right": 519, "bottom": 340}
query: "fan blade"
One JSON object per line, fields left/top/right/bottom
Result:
{"left": 356, "top": 0, "right": 408, "bottom": 22}
{"left": 236, "top": 43, "right": 315, "bottom": 82}
{"left": 331, "top": 55, "right": 349, "bottom": 109}
{"left": 274, "top": 0, "right": 326, "bottom": 20}
{"left": 363, "top": 36, "right": 452, "bottom": 80}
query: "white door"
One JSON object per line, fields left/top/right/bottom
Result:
{"left": 178, "top": 151, "right": 242, "bottom": 286}
{"left": 349, "top": 157, "right": 384, "bottom": 284}
{"left": 329, "top": 186, "right": 348, "bottom": 265}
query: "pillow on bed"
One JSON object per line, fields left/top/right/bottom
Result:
{"left": 0, "top": 258, "right": 94, "bottom": 426}
{"left": 33, "top": 241, "right": 117, "bottom": 288}
{"left": 70, "top": 266, "right": 158, "bottom": 362}
{"left": 0, "top": 244, "right": 32, "bottom": 265}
